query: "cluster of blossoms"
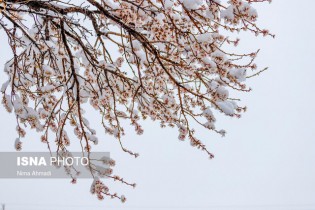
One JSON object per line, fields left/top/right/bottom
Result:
{"left": 0, "top": 0, "right": 271, "bottom": 202}
{"left": 91, "top": 177, "right": 127, "bottom": 202}
{"left": 91, "top": 177, "right": 110, "bottom": 200}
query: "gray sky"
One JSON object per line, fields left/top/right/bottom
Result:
{"left": 0, "top": 0, "right": 315, "bottom": 209}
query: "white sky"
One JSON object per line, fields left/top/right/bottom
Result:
{"left": 0, "top": 0, "right": 315, "bottom": 209}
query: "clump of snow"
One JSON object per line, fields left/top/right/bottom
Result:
{"left": 229, "top": 68, "right": 246, "bottom": 82}
{"left": 216, "top": 101, "right": 237, "bottom": 115}
{"left": 179, "top": 0, "right": 204, "bottom": 10}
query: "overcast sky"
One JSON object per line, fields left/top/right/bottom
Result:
{"left": 0, "top": 0, "right": 315, "bottom": 209}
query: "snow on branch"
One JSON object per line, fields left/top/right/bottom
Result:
{"left": 0, "top": 0, "right": 272, "bottom": 202}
